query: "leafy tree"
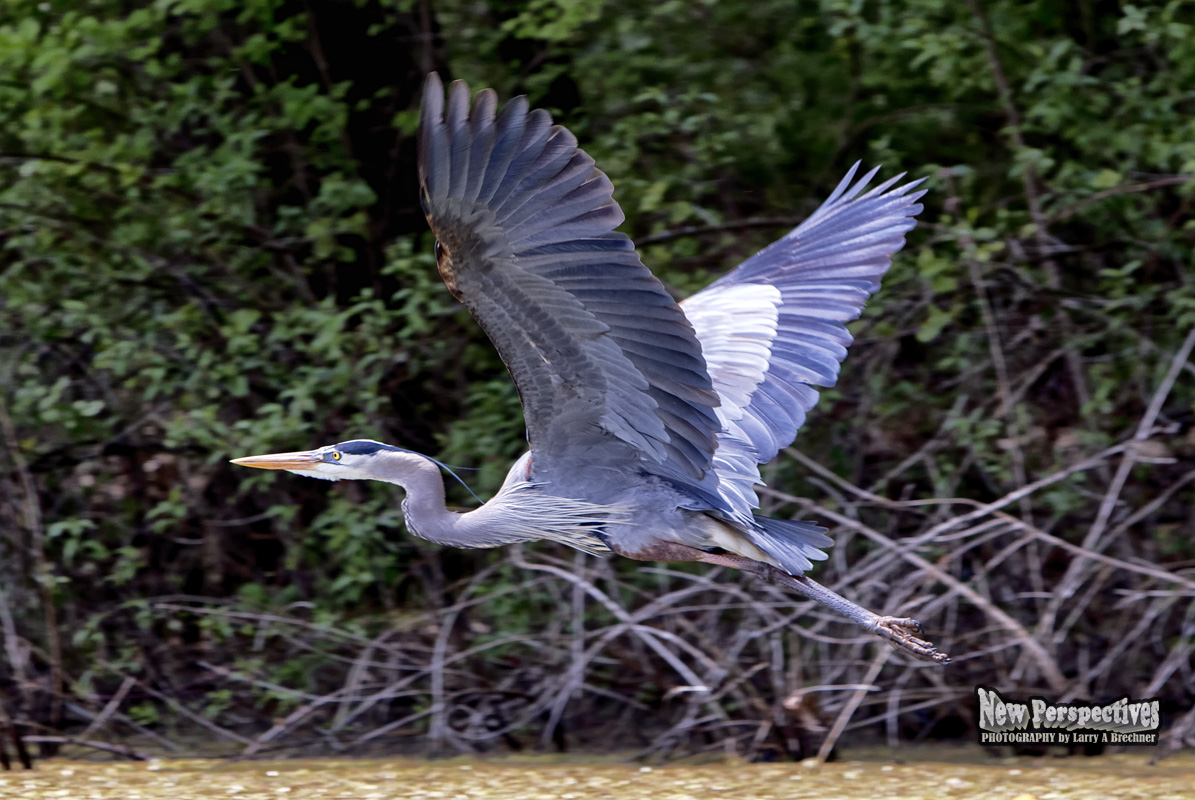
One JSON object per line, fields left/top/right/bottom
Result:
{"left": 1, "top": 0, "right": 1192, "bottom": 754}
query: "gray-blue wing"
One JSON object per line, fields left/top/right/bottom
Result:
{"left": 419, "top": 74, "right": 722, "bottom": 493}
{"left": 682, "top": 164, "right": 925, "bottom": 519}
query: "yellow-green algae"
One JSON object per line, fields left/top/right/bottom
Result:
{"left": 0, "top": 751, "right": 1190, "bottom": 800}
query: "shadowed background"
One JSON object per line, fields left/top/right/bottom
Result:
{"left": 1, "top": 0, "right": 1192, "bottom": 760}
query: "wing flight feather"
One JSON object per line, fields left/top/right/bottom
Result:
{"left": 419, "top": 74, "right": 723, "bottom": 495}
{"left": 683, "top": 164, "right": 925, "bottom": 519}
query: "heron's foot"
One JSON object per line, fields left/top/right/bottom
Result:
{"left": 871, "top": 616, "right": 951, "bottom": 664}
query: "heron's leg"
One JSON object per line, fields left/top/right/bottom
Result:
{"left": 757, "top": 569, "right": 949, "bottom": 664}
{"left": 641, "top": 544, "right": 949, "bottom": 664}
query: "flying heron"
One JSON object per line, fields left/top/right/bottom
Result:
{"left": 234, "top": 73, "right": 949, "bottom": 664}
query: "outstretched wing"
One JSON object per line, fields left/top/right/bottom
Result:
{"left": 419, "top": 74, "right": 722, "bottom": 494}
{"left": 682, "top": 164, "right": 925, "bottom": 517}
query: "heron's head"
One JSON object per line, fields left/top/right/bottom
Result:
{"left": 230, "top": 439, "right": 430, "bottom": 483}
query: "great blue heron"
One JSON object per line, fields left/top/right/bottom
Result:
{"left": 234, "top": 73, "right": 949, "bottom": 664}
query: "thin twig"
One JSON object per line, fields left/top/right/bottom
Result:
{"left": 78, "top": 676, "right": 135, "bottom": 741}
{"left": 966, "top": 0, "right": 1093, "bottom": 416}
{"left": 0, "top": 395, "right": 62, "bottom": 729}
{"left": 22, "top": 735, "right": 150, "bottom": 761}
{"left": 1046, "top": 175, "right": 1194, "bottom": 223}
{"left": 638, "top": 216, "right": 802, "bottom": 247}
{"left": 817, "top": 648, "right": 889, "bottom": 762}
{"left": 1039, "top": 326, "right": 1195, "bottom": 640}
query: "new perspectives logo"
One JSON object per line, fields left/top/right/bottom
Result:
{"left": 976, "top": 687, "right": 1160, "bottom": 746}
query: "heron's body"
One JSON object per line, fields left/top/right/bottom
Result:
{"left": 233, "top": 74, "right": 950, "bottom": 663}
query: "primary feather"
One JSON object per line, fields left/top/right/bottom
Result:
{"left": 419, "top": 73, "right": 725, "bottom": 507}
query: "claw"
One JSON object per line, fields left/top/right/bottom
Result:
{"left": 872, "top": 616, "right": 951, "bottom": 664}
{"left": 883, "top": 616, "right": 923, "bottom": 634}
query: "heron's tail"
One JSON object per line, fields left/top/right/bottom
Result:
{"left": 746, "top": 516, "right": 834, "bottom": 576}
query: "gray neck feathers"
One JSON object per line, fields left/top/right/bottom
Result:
{"left": 371, "top": 450, "right": 460, "bottom": 545}
{"left": 373, "top": 449, "right": 521, "bottom": 549}
{"left": 373, "top": 449, "right": 615, "bottom": 554}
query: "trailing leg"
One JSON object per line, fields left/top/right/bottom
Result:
{"left": 753, "top": 565, "right": 949, "bottom": 664}
{"left": 629, "top": 540, "right": 949, "bottom": 663}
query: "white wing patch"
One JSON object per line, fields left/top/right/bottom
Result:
{"left": 682, "top": 282, "right": 782, "bottom": 522}
{"left": 683, "top": 283, "right": 781, "bottom": 414}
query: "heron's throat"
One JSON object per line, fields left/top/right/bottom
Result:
{"left": 369, "top": 451, "right": 462, "bottom": 543}
{"left": 372, "top": 450, "right": 503, "bottom": 549}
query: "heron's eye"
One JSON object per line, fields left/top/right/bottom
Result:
{"left": 331, "top": 452, "right": 341, "bottom": 461}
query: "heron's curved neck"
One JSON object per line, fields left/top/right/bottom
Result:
{"left": 369, "top": 448, "right": 615, "bottom": 554}
{"left": 370, "top": 452, "right": 460, "bottom": 542}
{"left": 374, "top": 449, "right": 525, "bottom": 549}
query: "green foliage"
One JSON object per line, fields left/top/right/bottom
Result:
{"left": 1, "top": 0, "right": 1193, "bottom": 747}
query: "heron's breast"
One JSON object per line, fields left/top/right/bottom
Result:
{"left": 604, "top": 509, "right": 778, "bottom": 569}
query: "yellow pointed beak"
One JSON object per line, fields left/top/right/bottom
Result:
{"left": 230, "top": 450, "right": 321, "bottom": 471}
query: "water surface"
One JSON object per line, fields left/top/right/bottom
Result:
{"left": 1, "top": 750, "right": 1188, "bottom": 799}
